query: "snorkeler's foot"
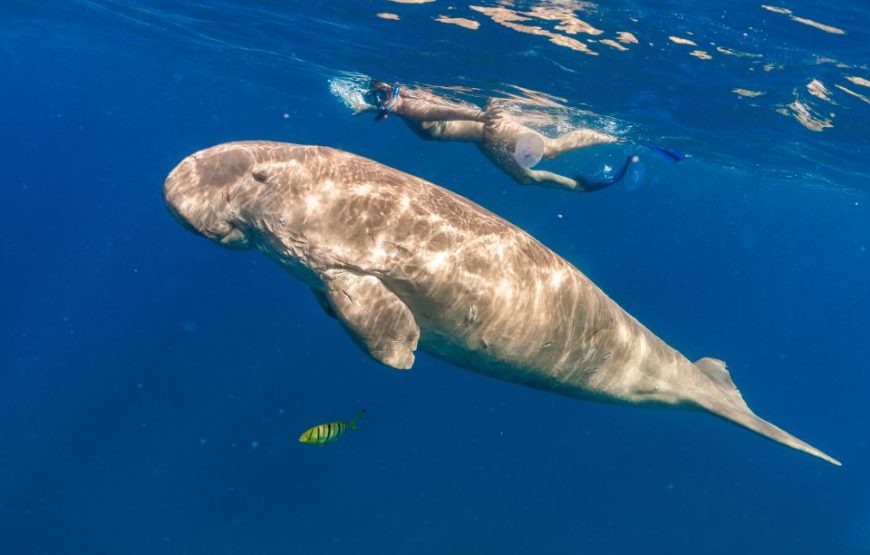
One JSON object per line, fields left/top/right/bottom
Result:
{"left": 574, "top": 155, "right": 639, "bottom": 192}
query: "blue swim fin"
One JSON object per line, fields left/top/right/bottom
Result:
{"left": 575, "top": 155, "right": 639, "bottom": 193}
{"left": 649, "top": 145, "right": 686, "bottom": 162}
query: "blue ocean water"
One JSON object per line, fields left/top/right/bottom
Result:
{"left": 2, "top": 1, "right": 869, "bottom": 553}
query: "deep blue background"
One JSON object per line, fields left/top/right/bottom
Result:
{"left": 2, "top": 1, "right": 869, "bottom": 554}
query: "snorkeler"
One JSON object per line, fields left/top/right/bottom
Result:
{"left": 359, "top": 80, "right": 637, "bottom": 193}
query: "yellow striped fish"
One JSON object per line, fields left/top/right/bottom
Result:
{"left": 298, "top": 410, "right": 365, "bottom": 445}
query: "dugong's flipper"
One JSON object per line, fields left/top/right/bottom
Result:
{"left": 323, "top": 270, "right": 420, "bottom": 370}
{"left": 694, "top": 358, "right": 842, "bottom": 466}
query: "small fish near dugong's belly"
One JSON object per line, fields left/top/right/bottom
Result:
{"left": 163, "top": 141, "right": 840, "bottom": 466}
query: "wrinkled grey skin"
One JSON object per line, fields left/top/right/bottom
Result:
{"left": 164, "top": 141, "right": 839, "bottom": 466}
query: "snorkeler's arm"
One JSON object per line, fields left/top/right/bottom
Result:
{"left": 351, "top": 98, "right": 375, "bottom": 115}
{"left": 395, "top": 97, "right": 484, "bottom": 122}
{"left": 408, "top": 120, "right": 485, "bottom": 143}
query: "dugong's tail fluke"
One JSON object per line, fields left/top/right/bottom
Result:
{"left": 694, "top": 358, "right": 842, "bottom": 466}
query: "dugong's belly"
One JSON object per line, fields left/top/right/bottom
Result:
{"left": 373, "top": 232, "right": 634, "bottom": 398}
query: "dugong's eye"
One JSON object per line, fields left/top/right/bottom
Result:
{"left": 223, "top": 190, "right": 232, "bottom": 203}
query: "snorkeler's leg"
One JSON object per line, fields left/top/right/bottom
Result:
{"left": 525, "top": 169, "right": 581, "bottom": 191}
{"left": 526, "top": 155, "right": 638, "bottom": 192}
{"left": 543, "top": 129, "right": 620, "bottom": 159}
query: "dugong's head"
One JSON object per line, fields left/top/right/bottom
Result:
{"left": 163, "top": 145, "right": 254, "bottom": 249}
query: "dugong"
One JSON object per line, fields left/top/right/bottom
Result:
{"left": 164, "top": 141, "right": 839, "bottom": 466}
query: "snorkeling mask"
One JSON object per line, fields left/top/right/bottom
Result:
{"left": 366, "top": 81, "right": 400, "bottom": 121}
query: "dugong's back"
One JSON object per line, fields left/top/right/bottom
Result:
{"left": 164, "top": 141, "right": 841, "bottom": 466}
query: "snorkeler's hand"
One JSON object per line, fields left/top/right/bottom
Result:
{"left": 351, "top": 101, "right": 374, "bottom": 115}
{"left": 350, "top": 92, "right": 376, "bottom": 115}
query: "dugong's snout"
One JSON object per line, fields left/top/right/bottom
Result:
{"left": 164, "top": 146, "right": 254, "bottom": 250}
